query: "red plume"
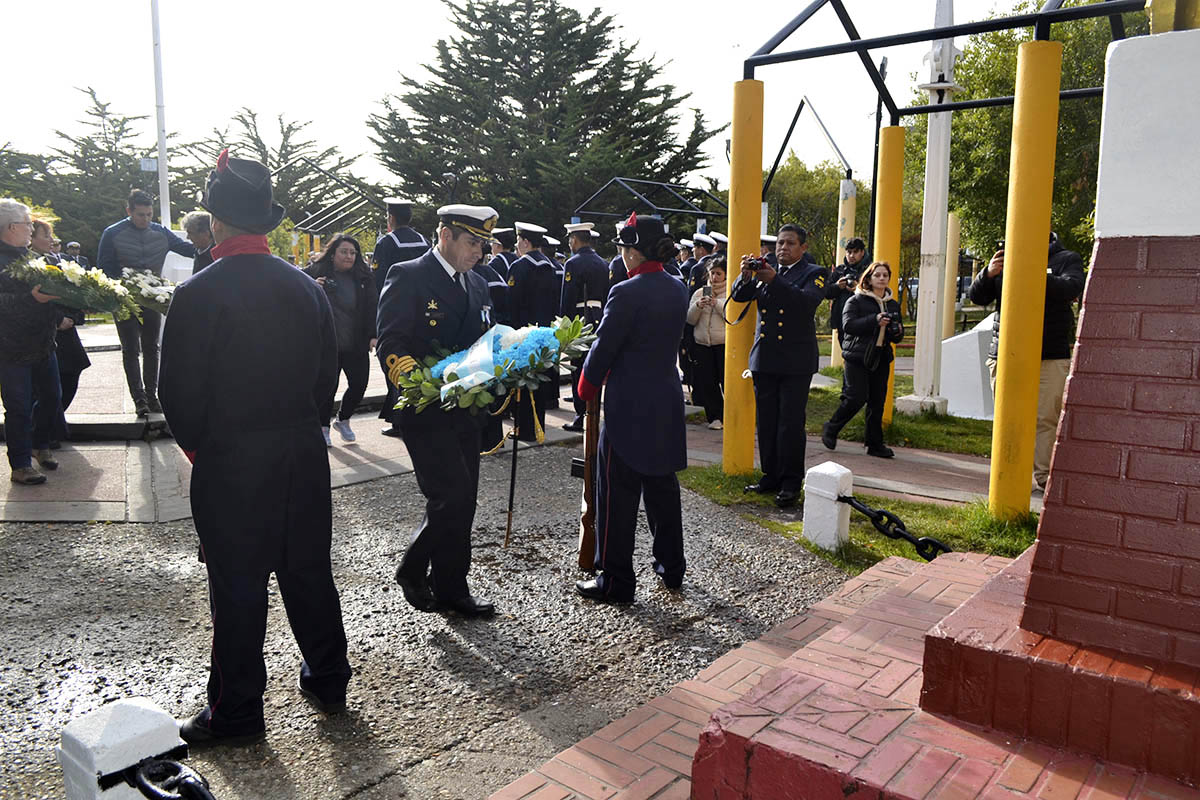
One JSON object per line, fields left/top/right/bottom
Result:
{"left": 216, "top": 148, "right": 230, "bottom": 173}
{"left": 625, "top": 211, "right": 637, "bottom": 228}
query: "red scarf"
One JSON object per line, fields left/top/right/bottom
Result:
{"left": 628, "top": 260, "right": 664, "bottom": 278}
{"left": 211, "top": 234, "right": 271, "bottom": 259}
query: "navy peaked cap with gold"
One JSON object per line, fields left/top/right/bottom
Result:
{"left": 437, "top": 204, "right": 499, "bottom": 239}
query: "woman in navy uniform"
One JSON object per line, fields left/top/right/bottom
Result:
{"left": 731, "top": 224, "right": 828, "bottom": 508}
{"left": 506, "top": 221, "right": 561, "bottom": 441}
{"left": 376, "top": 204, "right": 499, "bottom": 618}
{"left": 576, "top": 213, "right": 688, "bottom": 604}
{"left": 160, "top": 150, "right": 351, "bottom": 745}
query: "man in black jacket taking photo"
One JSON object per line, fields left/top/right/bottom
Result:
{"left": 969, "top": 232, "right": 1085, "bottom": 492}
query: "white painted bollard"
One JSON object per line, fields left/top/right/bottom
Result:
{"left": 802, "top": 461, "right": 853, "bottom": 551}
{"left": 58, "top": 697, "right": 185, "bottom": 800}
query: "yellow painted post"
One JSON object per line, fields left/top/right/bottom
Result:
{"left": 989, "top": 40, "right": 1063, "bottom": 518}
{"left": 830, "top": 179, "right": 856, "bottom": 368}
{"left": 942, "top": 212, "right": 961, "bottom": 340}
{"left": 872, "top": 127, "right": 905, "bottom": 427}
{"left": 722, "top": 79, "right": 764, "bottom": 475}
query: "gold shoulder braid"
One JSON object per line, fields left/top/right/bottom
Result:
{"left": 386, "top": 353, "right": 419, "bottom": 387}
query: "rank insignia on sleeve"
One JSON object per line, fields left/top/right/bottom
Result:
{"left": 427, "top": 300, "right": 438, "bottom": 310}
{"left": 814, "top": 276, "right": 826, "bottom": 288}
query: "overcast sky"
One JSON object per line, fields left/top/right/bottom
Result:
{"left": 7, "top": 0, "right": 1008, "bottom": 195}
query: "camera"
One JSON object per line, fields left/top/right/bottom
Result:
{"left": 744, "top": 257, "right": 766, "bottom": 270}
{"left": 323, "top": 277, "right": 338, "bottom": 293}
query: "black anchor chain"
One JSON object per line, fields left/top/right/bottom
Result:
{"left": 132, "top": 758, "right": 217, "bottom": 800}
{"left": 837, "top": 495, "right": 952, "bottom": 562}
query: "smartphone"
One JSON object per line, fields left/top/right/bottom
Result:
{"left": 702, "top": 286, "right": 712, "bottom": 298}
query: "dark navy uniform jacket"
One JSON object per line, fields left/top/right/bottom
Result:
{"left": 688, "top": 255, "right": 713, "bottom": 296}
{"left": 507, "top": 250, "right": 563, "bottom": 327}
{"left": 731, "top": 259, "right": 829, "bottom": 375}
{"left": 607, "top": 255, "right": 627, "bottom": 290}
{"left": 372, "top": 227, "right": 429, "bottom": 294}
{"left": 488, "top": 251, "right": 517, "bottom": 280}
{"left": 473, "top": 260, "right": 510, "bottom": 326}
{"left": 582, "top": 265, "right": 688, "bottom": 476}
{"left": 159, "top": 250, "right": 338, "bottom": 569}
{"left": 560, "top": 246, "right": 608, "bottom": 325}
{"left": 376, "top": 250, "right": 492, "bottom": 429}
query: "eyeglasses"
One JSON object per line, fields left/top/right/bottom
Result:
{"left": 10, "top": 220, "right": 33, "bottom": 228}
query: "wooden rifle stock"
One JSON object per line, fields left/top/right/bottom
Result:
{"left": 577, "top": 394, "right": 601, "bottom": 570}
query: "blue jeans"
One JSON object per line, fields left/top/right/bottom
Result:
{"left": 0, "top": 352, "right": 62, "bottom": 469}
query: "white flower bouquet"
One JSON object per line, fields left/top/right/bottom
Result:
{"left": 5, "top": 255, "right": 139, "bottom": 321}
{"left": 120, "top": 268, "right": 176, "bottom": 315}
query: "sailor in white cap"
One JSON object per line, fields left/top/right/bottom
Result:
{"left": 688, "top": 232, "right": 717, "bottom": 295}
{"left": 375, "top": 198, "right": 431, "bottom": 436}
{"left": 760, "top": 233, "right": 779, "bottom": 268}
{"left": 507, "top": 221, "right": 562, "bottom": 439}
{"left": 676, "top": 239, "right": 696, "bottom": 281}
{"left": 488, "top": 228, "right": 519, "bottom": 279}
{"left": 560, "top": 222, "right": 608, "bottom": 431}
{"left": 711, "top": 231, "right": 728, "bottom": 251}
{"left": 377, "top": 203, "right": 500, "bottom": 618}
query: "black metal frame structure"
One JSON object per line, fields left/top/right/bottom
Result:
{"left": 573, "top": 177, "right": 727, "bottom": 221}
{"left": 269, "top": 156, "right": 386, "bottom": 238}
{"left": 747, "top": 0, "right": 1143, "bottom": 245}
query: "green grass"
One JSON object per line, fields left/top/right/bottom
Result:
{"left": 679, "top": 464, "right": 1037, "bottom": 575}
{"left": 811, "top": 367, "right": 993, "bottom": 457}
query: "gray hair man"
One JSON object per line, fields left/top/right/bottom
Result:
{"left": 182, "top": 210, "right": 215, "bottom": 274}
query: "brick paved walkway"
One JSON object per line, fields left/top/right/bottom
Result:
{"left": 487, "top": 558, "right": 922, "bottom": 799}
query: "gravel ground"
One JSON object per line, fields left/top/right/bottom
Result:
{"left": 0, "top": 444, "right": 846, "bottom": 799}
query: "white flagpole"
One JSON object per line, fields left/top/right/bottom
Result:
{"left": 150, "top": 0, "right": 172, "bottom": 227}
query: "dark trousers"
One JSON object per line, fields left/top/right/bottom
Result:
{"left": 691, "top": 343, "right": 725, "bottom": 422}
{"left": 115, "top": 310, "right": 161, "bottom": 403}
{"left": 398, "top": 417, "right": 481, "bottom": 601}
{"left": 826, "top": 358, "right": 889, "bottom": 448}
{"left": 1, "top": 353, "right": 61, "bottom": 468}
{"left": 752, "top": 371, "right": 814, "bottom": 493}
{"left": 322, "top": 349, "right": 370, "bottom": 423}
{"left": 569, "top": 364, "right": 585, "bottom": 419}
{"left": 201, "top": 552, "right": 351, "bottom": 734}
{"left": 592, "top": 427, "right": 685, "bottom": 600}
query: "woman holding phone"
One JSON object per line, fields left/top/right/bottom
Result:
{"left": 822, "top": 261, "right": 904, "bottom": 458}
{"left": 686, "top": 255, "right": 727, "bottom": 429}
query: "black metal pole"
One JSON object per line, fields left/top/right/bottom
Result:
{"left": 867, "top": 56, "right": 887, "bottom": 254}
{"left": 763, "top": 98, "right": 805, "bottom": 195}
{"left": 503, "top": 397, "right": 520, "bottom": 547}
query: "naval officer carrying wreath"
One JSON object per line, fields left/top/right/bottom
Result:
{"left": 376, "top": 204, "right": 499, "bottom": 618}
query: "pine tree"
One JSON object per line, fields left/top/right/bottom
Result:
{"left": 369, "top": 0, "right": 722, "bottom": 231}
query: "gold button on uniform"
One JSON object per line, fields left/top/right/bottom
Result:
{"left": 777, "top": 335, "right": 783, "bottom": 340}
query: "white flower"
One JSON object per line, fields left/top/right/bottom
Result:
{"left": 499, "top": 325, "right": 538, "bottom": 350}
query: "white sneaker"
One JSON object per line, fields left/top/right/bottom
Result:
{"left": 322, "top": 426, "right": 332, "bottom": 447}
{"left": 708, "top": 420, "right": 724, "bottom": 430}
{"left": 332, "top": 418, "right": 356, "bottom": 443}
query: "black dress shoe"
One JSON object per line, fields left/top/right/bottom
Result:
{"left": 298, "top": 678, "right": 346, "bottom": 714}
{"left": 867, "top": 445, "right": 895, "bottom": 459}
{"left": 146, "top": 396, "right": 163, "bottom": 414}
{"left": 774, "top": 489, "right": 801, "bottom": 509}
{"left": 821, "top": 425, "right": 837, "bottom": 450}
{"left": 576, "top": 578, "right": 634, "bottom": 604}
{"left": 135, "top": 400, "right": 151, "bottom": 418}
{"left": 178, "top": 710, "right": 265, "bottom": 748}
{"left": 658, "top": 574, "right": 683, "bottom": 591}
{"left": 744, "top": 482, "right": 779, "bottom": 495}
{"left": 436, "top": 594, "right": 495, "bottom": 617}
{"left": 394, "top": 567, "right": 436, "bottom": 612}
{"left": 562, "top": 417, "right": 584, "bottom": 432}
{"left": 381, "top": 427, "right": 402, "bottom": 438}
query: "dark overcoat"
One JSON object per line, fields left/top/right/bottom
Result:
{"left": 731, "top": 260, "right": 829, "bottom": 376}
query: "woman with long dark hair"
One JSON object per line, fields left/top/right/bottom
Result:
{"left": 685, "top": 255, "right": 727, "bottom": 429}
{"left": 305, "top": 234, "right": 379, "bottom": 445}
{"left": 822, "top": 261, "right": 904, "bottom": 458}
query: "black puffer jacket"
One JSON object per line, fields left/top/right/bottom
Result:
{"left": 0, "top": 242, "right": 57, "bottom": 365}
{"left": 303, "top": 260, "right": 379, "bottom": 351}
{"left": 968, "top": 240, "right": 1084, "bottom": 360}
{"left": 840, "top": 291, "right": 904, "bottom": 367}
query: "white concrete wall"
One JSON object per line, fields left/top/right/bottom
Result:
{"left": 1094, "top": 28, "right": 1200, "bottom": 238}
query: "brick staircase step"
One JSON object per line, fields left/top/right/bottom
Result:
{"left": 487, "top": 557, "right": 921, "bottom": 800}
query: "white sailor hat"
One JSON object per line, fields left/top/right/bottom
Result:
{"left": 590, "top": 230, "right": 602, "bottom": 239}
{"left": 692, "top": 233, "right": 716, "bottom": 248}
{"left": 515, "top": 221, "right": 548, "bottom": 235}
{"left": 383, "top": 197, "right": 412, "bottom": 207}
{"left": 436, "top": 204, "right": 499, "bottom": 239}
{"left": 711, "top": 232, "right": 728, "bottom": 244}
{"left": 564, "top": 222, "right": 594, "bottom": 234}
{"left": 760, "top": 234, "right": 778, "bottom": 244}
{"left": 544, "top": 235, "right": 561, "bottom": 246}
{"left": 679, "top": 238, "right": 694, "bottom": 248}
